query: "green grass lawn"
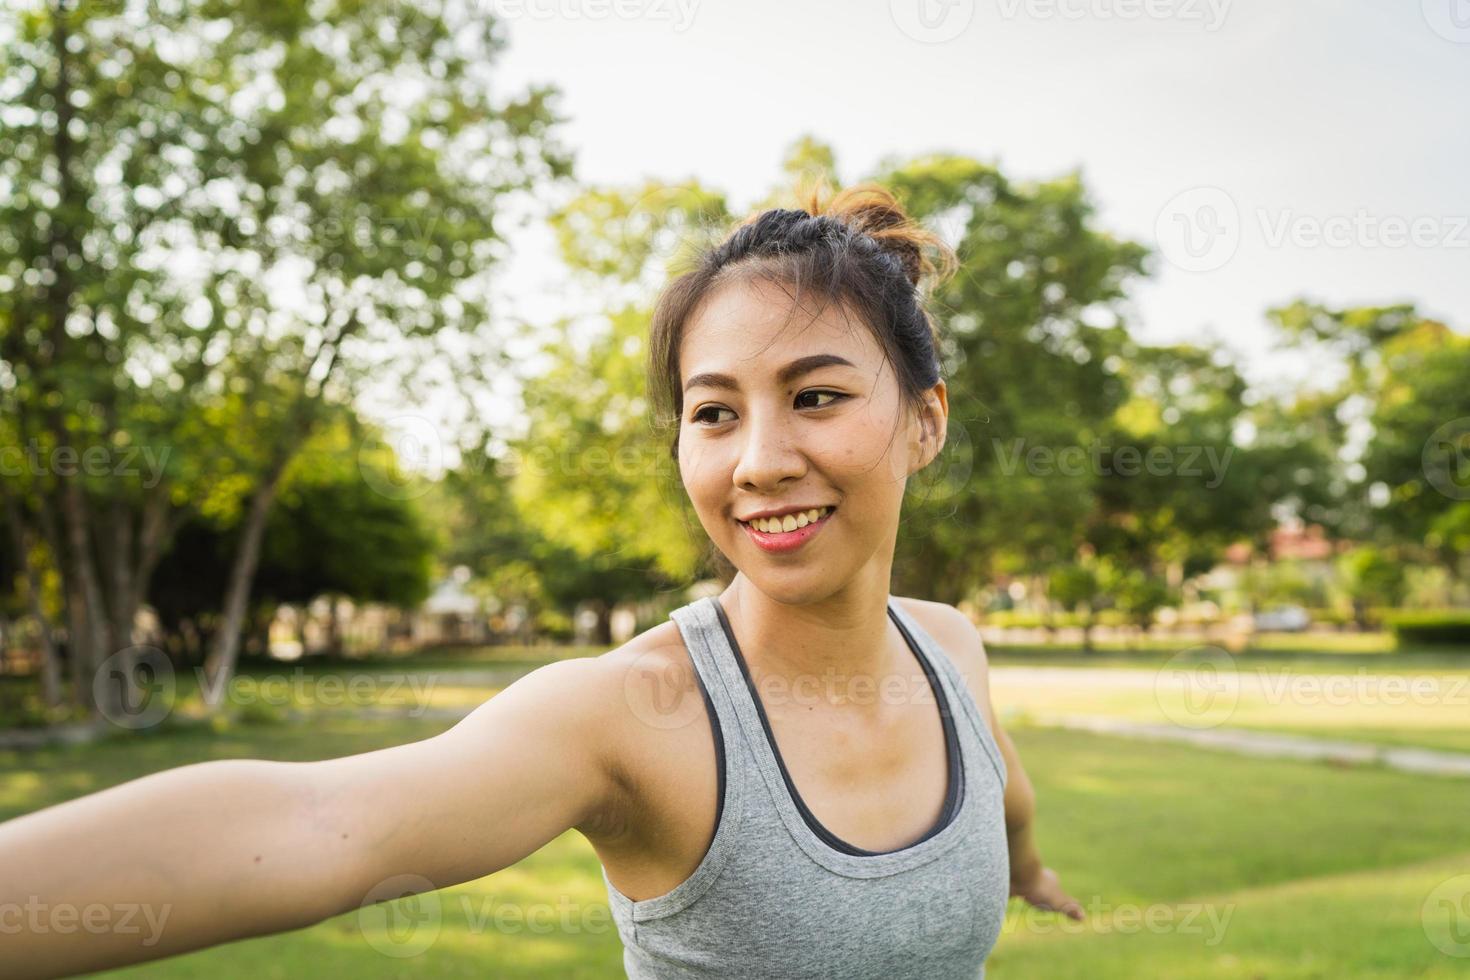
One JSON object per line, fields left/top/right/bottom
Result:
{"left": 989, "top": 663, "right": 1470, "bottom": 756}
{"left": 4, "top": 711, "right": 1468, "bottom": 978}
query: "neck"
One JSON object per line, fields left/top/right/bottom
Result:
{"left": 716, "top": 569, "right": 910, "bottom": 708}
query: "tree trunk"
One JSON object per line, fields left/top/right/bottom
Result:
{"left": 1, "top": 487, "right": 64, "bottom": 706}
{"left": 57, "top": 479, "right": 125, "bottom": 720}
{"left": 200, "top": 464, "right": 286, "bottom": 711}
{"left": 326, "top": 595, "right": 343, "bottom": 657}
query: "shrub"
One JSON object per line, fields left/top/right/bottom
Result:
{"left": 1383, "top": 609, "right": 1470, "bottom": 648}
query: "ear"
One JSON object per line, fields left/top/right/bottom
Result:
{"left": 911, "top": 380, "right": 949, "bottom": 472}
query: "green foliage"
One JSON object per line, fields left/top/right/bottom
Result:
{"left": 0, "top": 0, "right": 569, "bottom": 705}
{"left": 149, "top": 412, "right": 436, "bottom": 625}
{"left": 511, "top": 304, "right": 703, "bottom": 590}
{"left": 1382, "top": 609, "right": 1470, "bottom": 648}
{"left": 1336, "top": 546, "right": 1407, "bottom": 610}
{"left": 1047, "top": 563, "right": 1100, "bottom": 612}
{"left": 1099, "top": 561, "right": 1174, "bottom": 628}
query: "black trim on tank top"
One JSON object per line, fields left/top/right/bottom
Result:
{"left": 691, "top": 646, "right": 727, "bottom": 828}
{"left": 711, "top": 598, "right": 964, "bottom": 857}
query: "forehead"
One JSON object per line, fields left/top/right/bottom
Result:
{"left": 680, "top": 278, "right": 884, "bottom": 381}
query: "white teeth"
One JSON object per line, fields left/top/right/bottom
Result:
{"left": 748, "top": 506, "right": 832, "bottom": 533}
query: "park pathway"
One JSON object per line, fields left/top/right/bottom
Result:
{"left": 1038, "top": 713, "right": 1470, "bottom": 778}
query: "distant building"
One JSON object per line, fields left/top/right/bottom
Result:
{"left": 413, "top": 566, "right": 491, "bottom": 646}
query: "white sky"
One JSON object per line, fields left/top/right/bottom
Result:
{"left": 371, "top": 0, "right": 1470, "bottom": 459}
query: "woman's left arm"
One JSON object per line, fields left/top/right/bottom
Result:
{"left": 917, "top": 599, "right": 1086, "bottom": 921}
{"left": 989, "top": 716, "right": 1085, "bottom": 919}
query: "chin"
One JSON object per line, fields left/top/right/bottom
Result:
{"left": 729, "top": 565, "right": 851, "bottom": 608}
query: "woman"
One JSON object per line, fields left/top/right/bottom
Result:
{"left": 1, "top": 182, "right": 1082, "bottom": 979}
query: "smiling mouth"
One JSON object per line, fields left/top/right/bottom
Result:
{"left": 737, "top": 505, "right": 836, "bottom": 534}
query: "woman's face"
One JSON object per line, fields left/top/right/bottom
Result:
{"left": 677, "top": 276, "right": 947, "bottom": 604}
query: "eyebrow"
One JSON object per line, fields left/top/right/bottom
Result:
{"left": 683, "top": 353, "right": 858, "bottom": 394}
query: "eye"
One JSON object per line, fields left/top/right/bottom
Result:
{"left": 690, "top": 405, "right": 735, "bottom": 426}
{"left": 796, "top": 389, "right": 846, "bottom": 410}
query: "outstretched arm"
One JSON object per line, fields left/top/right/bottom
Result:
{"left": 990, "top": 716, "right": 1084, "bottom": 919}
{"left": 915, "top": 599, "right": 1085, "bottom": 921}
{"left": 0, "top": 656, "right": 627, "bottom": 979}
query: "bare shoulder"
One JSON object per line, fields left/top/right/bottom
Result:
{"left": 519, "top": 618, "right": 703, "bottom": 750}
{"left": 893, "top": 595, "right": 997, "bottom": 728}
{"left": 578, "top": 618, "right": 719, "bottom": 840}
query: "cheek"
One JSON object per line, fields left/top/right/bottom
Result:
{"left": 678, "top": 438, "right": 727, "bottom": 507}
{"left": 818, "top": 410, "right": 912, "bottom": 487}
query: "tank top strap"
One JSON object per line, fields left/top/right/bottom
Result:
{"left": 885, "top": 598, "right": 1009, "bottom": 791}
{"left": 603, "top": 596, "right": 754, "bottom": 922}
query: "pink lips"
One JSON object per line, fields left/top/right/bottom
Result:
{"left": 738, "top": 509, "right": 835, "bottom": 554}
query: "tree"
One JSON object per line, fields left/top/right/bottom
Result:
{"left": 544, "top": 146, "right": 1155, "bottom": 605}
{"left": 879, "top": 156, "right": 1149, "bottom": 601}
{"left": 1336, "top": 546, "right": 1407, "bottom": 630}
{"left": 1047, "top": 561, "right": 1100, "bottom": 651}
{"left": 0, "top": 0, "right": 569, "bottom": 718}
{"left": 148, "top": 414, "right": 436, "bottom": 661}
{"left": 1267, "top": 300, "right": 1470, "bottom": 581}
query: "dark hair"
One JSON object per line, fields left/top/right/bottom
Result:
{"left": 646, "top": 180, "right": 958, "bottom": 460}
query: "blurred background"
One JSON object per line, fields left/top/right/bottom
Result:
{"left": 2, "top": 0, "right": 1468, "bottom": 976}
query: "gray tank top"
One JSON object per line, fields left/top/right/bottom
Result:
{"left": 601, "top": 594, "right": 1011, "bottom": 978}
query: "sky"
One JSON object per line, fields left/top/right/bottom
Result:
{"left": 481, "top": 0, "right": 1468, "bottom": 386}
{"left": 363, "top": 0, "right": 1469, "bottom": 465}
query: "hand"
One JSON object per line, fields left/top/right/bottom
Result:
{"left": 1010, "top": 865, "right": 1085, "bottom": 920}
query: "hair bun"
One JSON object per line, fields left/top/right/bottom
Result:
{"left": 798, "top": 180, "right": 957, "bottom": 292}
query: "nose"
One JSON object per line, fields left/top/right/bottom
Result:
{"left": 731, "top": 406, "right": 807, "bottom": 492}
